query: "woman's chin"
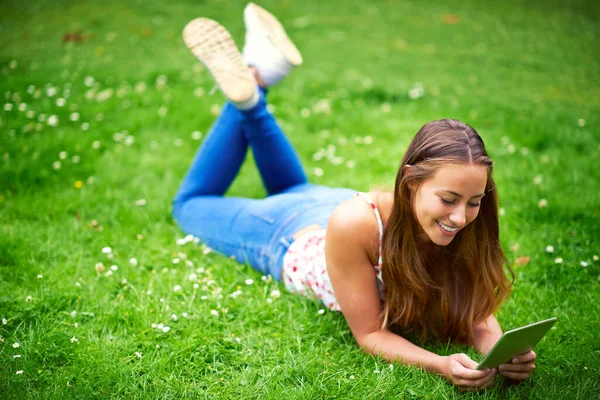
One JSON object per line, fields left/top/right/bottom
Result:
{"left": 428, "top": 231, "right": 456, "bottom": 246}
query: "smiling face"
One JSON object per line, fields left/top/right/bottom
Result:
{"left": 412, "top": 163, "right": 488, "bottom": 246}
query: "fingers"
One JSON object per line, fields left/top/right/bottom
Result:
{"left": 501, "top": 362, "right": 536, "bottom": 373}
{"left": 499, "top": 357, "right": 536, "bottom": 381}
{"left": 454, "top": 353, "right": 479, "bottom": 370}
{"left": 452, "top": 353, "right": 488, "bottom": 380}
{"left": 456, "top": 369, "right": 496, "bottom": 391}
{"left": 453, "top": 368, "right": 496, "bottom": 388}
{"left": 499, "top": 370, "right": 531, "bottom": 380}
{"left": 512, "top": 350, "right": 536, "bottom": 364}
{"left": 448, "top": 353, "right": 497, "bottom": 391}
{"left": 455, "top": 368, "right": 489, "bottom": 381}
{"left": 469, "top": 369, "right": 496, "bottom": 389}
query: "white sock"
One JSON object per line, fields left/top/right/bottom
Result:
{"left": 232, "top": 87, "right": 260, "bottom": 110}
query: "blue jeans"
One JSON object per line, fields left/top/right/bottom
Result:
{"left": 172, "top": 89, "right": 356, "bottom": 281}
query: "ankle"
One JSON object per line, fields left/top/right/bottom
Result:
{"left": 250, "top": 67, "right": 267, "bottom": 88}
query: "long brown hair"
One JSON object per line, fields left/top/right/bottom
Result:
{"left": 381, "top": 119, "right": 513, "bottom": 344}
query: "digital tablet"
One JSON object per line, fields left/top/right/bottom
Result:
{"left": 476, "top": 317, "right": 557, "bottom": 370}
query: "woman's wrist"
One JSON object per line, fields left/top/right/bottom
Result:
{"left": 427, "top": 354, "right": 449, "bottom": 376}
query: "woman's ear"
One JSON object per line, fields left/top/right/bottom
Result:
{"left": 403, "top": 165, "right": 418, "bottom": 192}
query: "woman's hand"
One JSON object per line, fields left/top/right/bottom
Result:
{"left": 498, "top": 351, "right": 536, "bottom": 381}
{"left": 440, "top": 353, "right": 496, "bottom": 391}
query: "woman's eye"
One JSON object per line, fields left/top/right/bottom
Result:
{"left": 441, "top": 198, "right": 455, "bottom": 205}
{"left": 468, "top": 202, "right": 481, "bottom": 207}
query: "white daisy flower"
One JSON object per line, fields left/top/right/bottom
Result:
{"left": 191, "top": 131, "right": 202, "bottom": 140}
{"left": 47, "top": 115, "right": 59, "bottom": 126}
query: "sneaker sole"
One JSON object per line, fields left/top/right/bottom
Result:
{"left": 247, "top": 3, "right": 303, "bottom": 66}
{"left": 182, "top": 18, "right": 256, "bottom": 103}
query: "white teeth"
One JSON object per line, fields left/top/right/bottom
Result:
{"left": 437, "top": 221, "right": 458, "bottom": 232}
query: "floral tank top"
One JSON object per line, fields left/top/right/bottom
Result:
{"left": 282, "top": 192, "right": 385, "bottom": 311}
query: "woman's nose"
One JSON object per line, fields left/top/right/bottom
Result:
{"left": 449, "top": 207, "right": 466, "bottom": 226}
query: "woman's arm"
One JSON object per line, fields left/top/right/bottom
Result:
{"left": 472, "top": 315, "right": 503, "bottom": 355}
{"left": 325, "top": 199, "right": 495, "bottom": 390}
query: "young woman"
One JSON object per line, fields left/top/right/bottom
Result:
{"left": 174, "top": 3, "right": 537, "bottom": 391}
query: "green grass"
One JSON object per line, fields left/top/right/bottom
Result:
{"left": 1, "top": 0, "right": 599, "bottom": 398}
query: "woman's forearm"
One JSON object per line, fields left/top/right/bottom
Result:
{"left": 472, "top": 315, "right": 503, "bottom": 354}
{"left": 358, "top": 329, "right": 445, "bottom": 374}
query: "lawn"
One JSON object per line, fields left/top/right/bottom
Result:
{"left": 1, "top": 0, "right": 599, "bottom": 398}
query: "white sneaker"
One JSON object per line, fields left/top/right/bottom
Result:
{"left": 183, "top": 18, "right": 259, "bottom": 109}
{"left": 242, "top": 2, "right": 303, "bottom": 86}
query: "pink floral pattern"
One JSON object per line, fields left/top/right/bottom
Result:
{"left": 282, "top": 192, "right": 385, "bottom": 310}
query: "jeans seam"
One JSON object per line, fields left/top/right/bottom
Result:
{"left": 249, "top": 212, "right": 275, "bottom": 224}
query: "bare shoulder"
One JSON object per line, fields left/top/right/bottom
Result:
{"left": 328, "top": 192, "right": 393, "bottom": 237}
{"left": 327, "top": 195, "right": 377, "bottom": 243}
{"left": 326, "top": 191, "right": 392, "bottom": 265}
